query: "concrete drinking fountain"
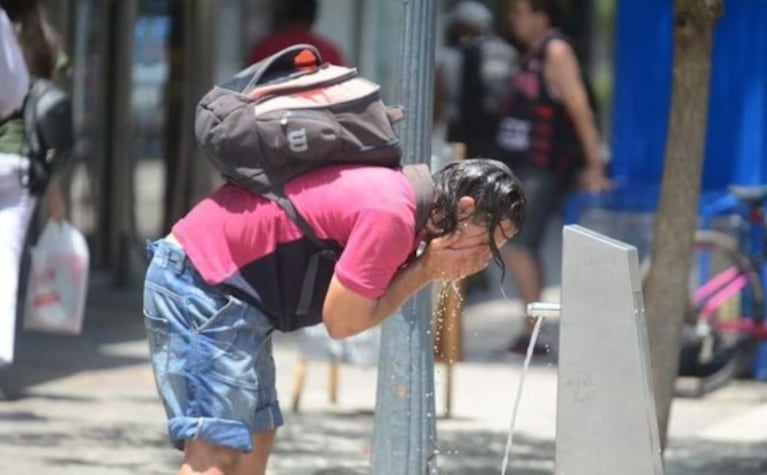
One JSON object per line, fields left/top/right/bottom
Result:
{"left": 541, "top": 225, "right": 664, "bottom": 474}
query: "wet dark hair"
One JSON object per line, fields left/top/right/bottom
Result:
{"left": 1, "top": 0, "right": 58, "bottom": 79}
{"left": 431, "top": 159, "right": 527, "bottom": 280}
{"left": 527, "top": 0, "right": 562, "bottom": 28}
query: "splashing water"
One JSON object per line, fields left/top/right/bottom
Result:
{"left": 433, "top": 279, "right": 464, "bottom": 363}
{"left": 500, "top": 315, "right": 544, "bottom": 475}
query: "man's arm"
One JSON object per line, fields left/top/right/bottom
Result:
{"left": 322, "top": 233, "right": 491, "bottom": 339}
{"left": 544, "top": 39, "right": 610, "bottom": 192}
{"left": 322, "top": 260, "right": 430, "bottom": 339}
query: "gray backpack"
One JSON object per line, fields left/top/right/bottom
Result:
{"left": 195, "top": 44, "right": 434, "bottom": 328}
{"left": 195, "top": 44, "right": 434, "bottom": 235}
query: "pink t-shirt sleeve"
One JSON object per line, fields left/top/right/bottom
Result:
{"left": 334, "top": 209, "right": 414, "bottom": 299}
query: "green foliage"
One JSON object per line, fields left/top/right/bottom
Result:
{"left": 595, "top": 0, "right": 615, "bottom": 25}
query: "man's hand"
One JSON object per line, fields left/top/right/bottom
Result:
{"left": 419, "top": 231, "right": 492, "bottom": 281}
{"left": 579, "top": 164, "right": 612, "bottom": 193}
{"left": 322, "top": 224, "right": 500, "bottom": 339}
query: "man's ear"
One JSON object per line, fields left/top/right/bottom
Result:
{"left": 457, "top": 196, "right": 476, "bottom": 219}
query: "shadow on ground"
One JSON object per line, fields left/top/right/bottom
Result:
{"left": 0, "top": 409, "right": 178, "bottom": 474}
{"left": 269, "top": 409, "right": 767, "bottom": 475}
{"left": 1, "top": 399, "right": 764, "bottom": 475}
{"left": 1, "top": 280, "right": 146, "bottom": 398}
{"left": 665, "top": 440, "right": 767, "bottom": 475}
{"left": 271, "top": 410, "right": 555, "bottom": 474}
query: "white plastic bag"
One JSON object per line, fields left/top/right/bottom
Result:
{"left": 24, "top": 220, "right": 89, "bottom": 334}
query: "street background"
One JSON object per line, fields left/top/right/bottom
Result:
{"left": 3, "top": 265, "right": 767, "bottom": 474}
{"left": 3, "top": 0, "right": 767, "bottom": 473}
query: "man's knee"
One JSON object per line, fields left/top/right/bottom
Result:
{"left": 182, "top": 438, "right": 241, "bottom": 474}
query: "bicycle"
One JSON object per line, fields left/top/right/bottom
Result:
{"left": 643, "top": 184, "right": 767, "bottom": 398}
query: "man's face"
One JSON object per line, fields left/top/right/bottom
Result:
{"left": 509, "top": 0, "right": 539, "bottom": 45}
{"left": 451, "top": 217, "right": 518, "bottom": 250}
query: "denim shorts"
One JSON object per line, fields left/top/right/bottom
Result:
{"left": 143, "top": 238, "right": 283, "bottom": 453}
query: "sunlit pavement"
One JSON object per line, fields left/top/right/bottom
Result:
{"left": 1, "top": 275, "right": 766, "bottom": 474}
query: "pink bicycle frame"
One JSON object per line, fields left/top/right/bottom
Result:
{"left": 694, "top": 266, "right": 767, "bottom": 337}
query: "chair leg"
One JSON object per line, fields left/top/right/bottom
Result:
{"left": 328, "top": 361, "right": 340, "bottom": 404}
{"left": 291, "top": 359, "right": 308, "bottom": 413}
{"left": 444, "top": 362, "right": 454, "bottom": 419}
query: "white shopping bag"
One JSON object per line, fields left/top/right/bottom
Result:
{"left": 24, "top": 220, "right": 90, "bottom": 334}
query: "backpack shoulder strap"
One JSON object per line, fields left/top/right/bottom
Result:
{"left": 402, "top": 164, "right": 434, "bottom": 233}
{"left": 262, "top": 188, "right": 325, "bottom": 246}
{"left": 268, "top": 163, "right": 434, "bottom": 245}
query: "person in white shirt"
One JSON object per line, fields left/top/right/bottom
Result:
{"left": 0, "top": 6, "right": 35, "bottom": 366}
{"left": 0, "top": 1, "right": 66, "bottom": 366}
{"left": 0, "top": 8, "right": 28, "bottom": 118}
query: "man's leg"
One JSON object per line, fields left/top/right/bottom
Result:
{"left": 144, "top": 242, "right": 280, "bottom": 474}
{"left": 504, "top": 246, "right": 548, "bottom": 355}
{"left": 234, "top": 431, "right": 277, "bottom": 475}
{"left": 505, "top": 247, "right": 543, "bottom": 322}
{"left": 179, "top": 439, "right": 240, "bottom": 475}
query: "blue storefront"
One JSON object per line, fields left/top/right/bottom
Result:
{"left": 568, "top": 0, "right": 767, "bottom": 257}
{"left": 611, "top": 0, "right": 767, "bottom": 190}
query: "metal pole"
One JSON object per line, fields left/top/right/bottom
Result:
{"left": 164, "top": 0, "right": 219, "bottom": 229}
{"left": 370, "top": 0, "right": 438, "bottom": 473}
{"left": 106, "top": 0, "right": 136, "bottom": 287}
{"left": 186, "top": 0, "right": 219, "bottom": 205}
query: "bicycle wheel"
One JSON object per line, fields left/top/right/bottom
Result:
{"left": 643, "top": 230, "right": 764, "bottom": 398}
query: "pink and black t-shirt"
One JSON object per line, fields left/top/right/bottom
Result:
{"left": 172, "top": 164, "right": 421, "bottom": 331}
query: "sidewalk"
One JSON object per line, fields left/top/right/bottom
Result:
{"left": 1, "top": 280, "right": 766, "bottom": 474}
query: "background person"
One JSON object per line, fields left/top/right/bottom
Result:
{"left": 497, "top": 0, "right": 610, "bottom": 355}
{"left": 247, "top": 0, "right": 345, "bottom": 66}
{"left": 0, "top": 0, "right": 67, "bottom": 367}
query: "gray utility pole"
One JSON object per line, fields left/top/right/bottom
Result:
{"left": 370, "top": 0, "right": 438, "bottom": 474}
{"left": 104, "top": 0, "right": 136, "bottom": 287}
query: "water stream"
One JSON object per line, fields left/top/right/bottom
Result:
{"left": 500, "top": 315, "right": 545, "bottom": 475}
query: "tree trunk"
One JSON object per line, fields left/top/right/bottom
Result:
{"left": 644, "top": 0, "right": 723, "bottom": 450}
